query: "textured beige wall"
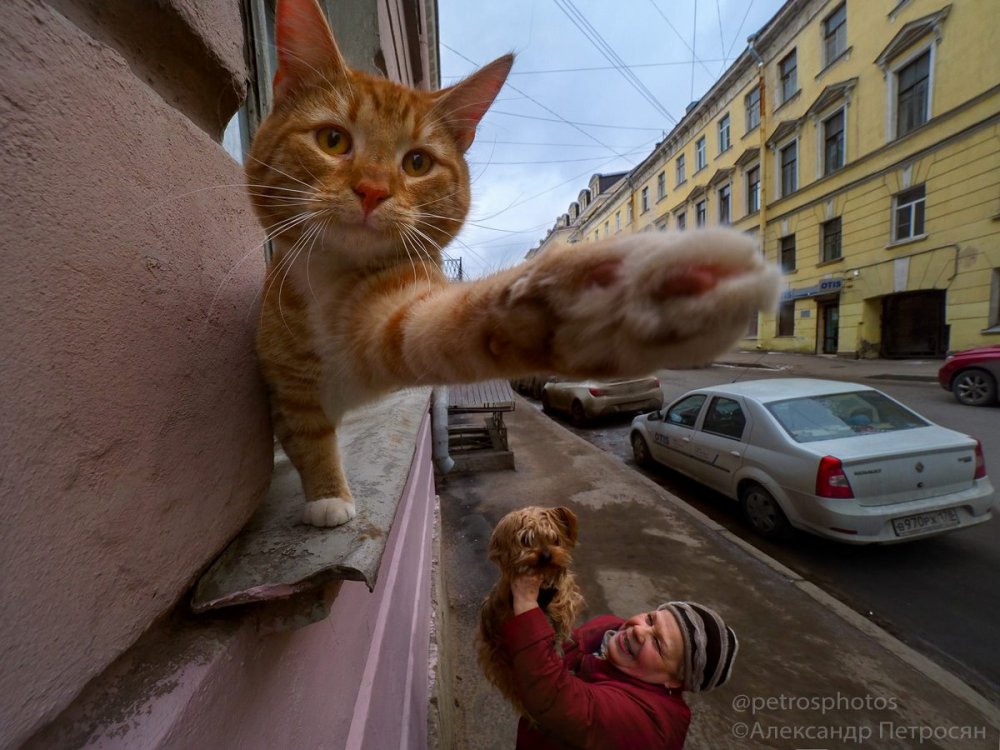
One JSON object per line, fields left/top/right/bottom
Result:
{"left": 0, "top": 1, "right": 272, "bottom": 745}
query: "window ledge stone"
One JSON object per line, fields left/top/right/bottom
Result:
{"left": 885, "top": 234, "right": 927, "bottom": 249}
{"left": 817, "top": 257, "right": 845, "bottom": 268}
{"left": 191, "top": 387, "right": 431, "bottom": 613}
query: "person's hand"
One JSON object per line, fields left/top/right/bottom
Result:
{"left": 510, "top": 572, "right": 542, "bottom": 616}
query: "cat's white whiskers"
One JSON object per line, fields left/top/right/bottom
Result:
{"left": 250, "top": 211, "right": 322, "bottom": 325}
{"left": 245, "top": 153, "right": 316, "bottom": 192}
{"left": 304, "top": 215, "right": 333, "bottom": 302}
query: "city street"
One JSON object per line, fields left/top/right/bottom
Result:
{"left": 528, "top": 357, "right": 1000, "bottom": 706}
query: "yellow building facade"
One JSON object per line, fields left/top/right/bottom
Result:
{"left": 550, "top": 0, "right": 1000, "bottom": 357}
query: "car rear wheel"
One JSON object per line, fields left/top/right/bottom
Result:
{"left": 740, "top": 483, "right": 793, "bottom": 541}
{"left": 952, "top": 368, "right": 997, "bottom": 406}
{"left": 631, "top": 433, "right": 652, "bottom": 468}
{"left": 570, "top": 400, "right": 589, "bottom": 426}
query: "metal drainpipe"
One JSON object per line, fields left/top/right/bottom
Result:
{"left": 431, "top": 386, "right": 455, "bottom": 474}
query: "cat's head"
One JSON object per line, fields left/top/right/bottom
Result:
{"left": 246, "top": 0, "right": 512, "bottom": 271}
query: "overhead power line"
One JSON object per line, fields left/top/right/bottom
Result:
{"left": 647, "top": 0, "right": 717, "bottom": 79}
{"left": 553, "top": 0, "right": 677, "bottom": 125}
{"left": 442, "top": 42, "right": 635, "bottom": 159}
{"left": 439, "top": 59, "right": 731, "bottom": 78}
{"left": 489, "top": 109, "right": 663, "bottom": 131}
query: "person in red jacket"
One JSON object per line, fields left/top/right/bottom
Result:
{"left": 502, "top": 573, "right": 739, "bottom": 749}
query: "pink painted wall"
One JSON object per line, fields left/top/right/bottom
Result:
{"left": 23, "top": 414, "right": 436, "bottom": 750}
{"left": 0, "top": 1, "right": 272, "bottom": 745}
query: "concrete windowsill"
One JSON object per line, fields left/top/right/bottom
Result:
{"left": 191, "top": 387, "right": 432, "bottom": 613}
{"left": 885, "top": 234, "right": 927, "bottom": 249}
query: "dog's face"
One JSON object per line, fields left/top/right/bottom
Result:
{"left": 488, "top": 506, "right": 579, "bottom": 585}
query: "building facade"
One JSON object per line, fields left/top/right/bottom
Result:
{"left": 534, "top": 0, "right": 1000, "bottom": 357}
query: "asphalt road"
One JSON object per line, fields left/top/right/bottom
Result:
{"left": 529, "top": 365, "right": 1000, "bottom": 707}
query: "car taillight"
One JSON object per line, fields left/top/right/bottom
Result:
{"left": 974, "top": 440, "right": 987, "bottom": 480}
{"left": 588, "top": 387, "right": 607, "bottom": 397}
{"left": 816, "top": 456, "right": 854, "bottom": 499}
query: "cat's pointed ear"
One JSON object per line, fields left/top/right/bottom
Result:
{"left": 273, "top": 0, "right": 349, "bottom": 100}
{"left": 433, "top": 54, "right": 513, "bottom": 152}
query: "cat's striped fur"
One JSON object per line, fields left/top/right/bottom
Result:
{"left": 247, "top": 0, "right": 780, "bottom": 527}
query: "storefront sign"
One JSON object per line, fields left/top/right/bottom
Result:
{"left": 781, "top": 278, "right": 842, "bottom": 300}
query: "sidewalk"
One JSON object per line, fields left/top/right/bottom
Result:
{"left": 435, "top": 379, "right": 999, "bottom": 749}
{"left": 720, "top": 349, "right": 942, "bottom": 382}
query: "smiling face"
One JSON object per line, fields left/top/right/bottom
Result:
{"left": 606, "top": 609, "right": 685, "bottom": 687}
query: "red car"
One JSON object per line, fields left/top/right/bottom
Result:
{"left": 938, "top": 345, "right": 1000, "bottom": 406}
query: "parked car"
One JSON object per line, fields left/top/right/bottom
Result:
{"left": 938, "top": 345, "right": 1000, "bottom": 406}
{"left": 510, "top": 374, "right": 553, "bottom": 400}
{"left": 629, "top": 378, "right": 994, "bottom": 544}
{"left": 542, "top": 377, "right": 663, "bottom": 426}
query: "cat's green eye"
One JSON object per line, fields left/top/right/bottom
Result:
{"left": 402, "top": 150, "right": 433, "bottom": 177}
{"left": 316, "top": 126, "right": 352, "bottom": 156}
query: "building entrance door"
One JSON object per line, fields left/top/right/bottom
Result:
{"left": 881, "top": 290, "right": 948, "bottom": 357}
{"left": 817, "top": 299, "right": 840, "bottom": 354}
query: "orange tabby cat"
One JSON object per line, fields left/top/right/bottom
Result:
{"left": 247, "top": 0, "right": 780, "bottom": 527}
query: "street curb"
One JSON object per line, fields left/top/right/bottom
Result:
{"left": 524, "top": 398, "right": 1000, "bottom": 727}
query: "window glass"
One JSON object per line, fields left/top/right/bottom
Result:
{"left": 766, "top": 391, "right": 928, "bottom": 443}
{"left": 779, "top": 50, "right": 798, "bottom": 103}
{"left": 777, "top": 300, "right": 795, "bottom": 336}
{"left": 745, "top": 87, "right": 761, "bottom": 131}
{"left": 696, "top": 137, "right": 707, "bottom": 170}
{"left": 702, "top": 397, "right": 747, "bottom": 440}
{"left": 747, "top": 166, "right": 760, "bottom": 213}
{"left": 897, "top": 50, "right": 930, "bottom": 137}
{"left": 719, "top": 185, "right": 731, "bottom": 224}
{"left": 780, "top": 141, "right": 797, "bottom": 195}
{"left": 667, "top": 395, "right": 707, "bottom": 427}
{"left": 718, "top": 114, "right": 731, "bottom": 152}
{"left": 824, "top": 3, "right": 847, "bottom": 64}
{"left": 676, "top": 154, "right": 686, "bottom": 184}
{"left": 822, "top": 218, "right": 842, "bottom": 262}
{"left": 894, "top": 185, "right": 926, "bottom": 240}
{"left": 824, "top": 109, "right": 845, "bottom": 174}
{"left": 780, "top": 235, "right": 796, "bottom": 272}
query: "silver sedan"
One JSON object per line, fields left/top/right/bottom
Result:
{"left": 629, "top": 378, "right": 994, "bottom": 543}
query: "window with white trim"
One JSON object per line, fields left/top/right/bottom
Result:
{"left": 676, "top": 211, "right": 687, "bottom": 230}
{"left": 626, "top": 203, "right": 633, "bottom": 225}
{"left": 823, "top": 109, "right": 845, "bottom": 174}
{"left": 821, "top": 218, "right": 842, "bottom": 262}
{"left": 615, "top": 212, "right": 621, "bottom": 232}
{"left": 718, "top": 184, "right": 731, "bottom": 225}
{"left": 695, "top": 137, "right": 707, "bottom": 171}
{"left": 893, "top": 185, "right": 926, "bottom": 241}
{"left": 696, "top": 200, "right": 707, "bottom": 227}
{"left": 657, "top": 171, "right": 666, "bottom": 200}
{"left": 641, "top": 186, "right": 650, "bottom": 213}
{"left": 746, "top": 165, "right": 760, "bottom": 214}
{"left": 779, "top": 141, "right": 797, "bottom": 196}
{"left": 604, "top": 221, "right": 609, "bottom": 237}
{"left": 718, "top": 114, "right": 731, "bottom": 153}
{"left": 745, "top": 87, "right": 760, "bottom": 131}
{"left": 823, "top": 3, "right": 847, "bottom": 66}
{"left": 779, "top": 50, "right": 797, "bottom": 104}
{"left": 676, "top": 154, "right": 686, "bottom": 185}
{"left": 896, "top": 50, "right": 931, "bottom": 138}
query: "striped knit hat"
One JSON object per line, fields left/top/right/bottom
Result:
{"left": 657, "top": 601, "right": 739, "bottom": 692}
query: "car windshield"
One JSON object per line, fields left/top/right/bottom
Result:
{"left": 765, "top": 390, "right": 929, "bottom": 443}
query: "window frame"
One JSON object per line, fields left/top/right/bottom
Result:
{"left": 780, "top": 234, "right": 796, "bottom": 273}
{"left": 889, "top": 44, "right": 934, "bottom": 141}
{"left": 892, "top": 185, "right": 926, "bottom": 242}
{"left": 701, "top": 397, "right": 748, "bottom": 441}
{"left": 676, "top": 211, "right": 687, "bottom": 230}
{"left": 718, "top": 184, "right": 731, "bottom": 225}
{"left": 695, "top": 199, "right": 707, "bottom": 227}
{"left": 641, "top": 186, "right": 650, "bottom": 213}
{"left": 779, "top": 49, "right": 798, "bottom": 105}
{"left": 778, "top": 139, "right": 798, "bottom": 198}
{"left": 615, "top": 211, "right": 621, "bottom": 233}
{"left": 676, "top": 154, "right": 686, "bottom": 185}
{"left": 777, "top": 300, "right": 796, "bottom": 337}
{"left": 657, "top": 171, "right": 666, "bottom": 200}
{"left": 626, "top": 202, "right": 633, "bottom": 225}
{"left": 695, "top": 136, "right": 707, "bottom": 171}
{"left": 745, "top": 87, "right": 761, "bottom": 132}
{"left": 746, "top": 164, "right": 760, "bottom": 214}
{"left": 821, "top": 217, "right": 843, "bottom": 263}
{"left": 822, "top": 107, "right": 846, "bottom": 175}
{"left": 823, "top": 3, "right": 847, "bottom": 67}
{"left": 718, "top": 113, "right": 731, "bottom": 153}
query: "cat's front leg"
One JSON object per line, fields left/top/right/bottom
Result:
{"left": 270, "top": 400, "right": 356, "bottom": 527}
{"left": 397, "top": 228, "right": 779, "bottom": 383}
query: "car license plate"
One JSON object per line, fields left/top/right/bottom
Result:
{"left": 891, "top": 508, "right": 960, "bottom": 537}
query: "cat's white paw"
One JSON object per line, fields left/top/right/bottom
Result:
{"left": 303, "top": 497, "right": 357, "bottom": 527}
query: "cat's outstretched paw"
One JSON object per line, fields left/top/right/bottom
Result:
{"left": 303, "top": 497, "right": 357, "bottom": 527}
{"left": 504, "top": 228, "right": 781, "bottom": 375}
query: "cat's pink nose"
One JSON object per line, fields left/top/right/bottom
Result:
{"left": 353, "top": 180, "right": 390, "bottom": 216}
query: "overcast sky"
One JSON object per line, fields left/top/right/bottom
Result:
{"left": 437, "top": 0, "right": 786, "bottom": 277}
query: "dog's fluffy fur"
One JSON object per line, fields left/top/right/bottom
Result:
{"left": 477, "top": 506, "right": 585, "bottom": 715}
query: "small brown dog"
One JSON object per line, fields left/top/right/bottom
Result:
{"left": 477, "top": 505, "right": 585, "bottom": 715}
